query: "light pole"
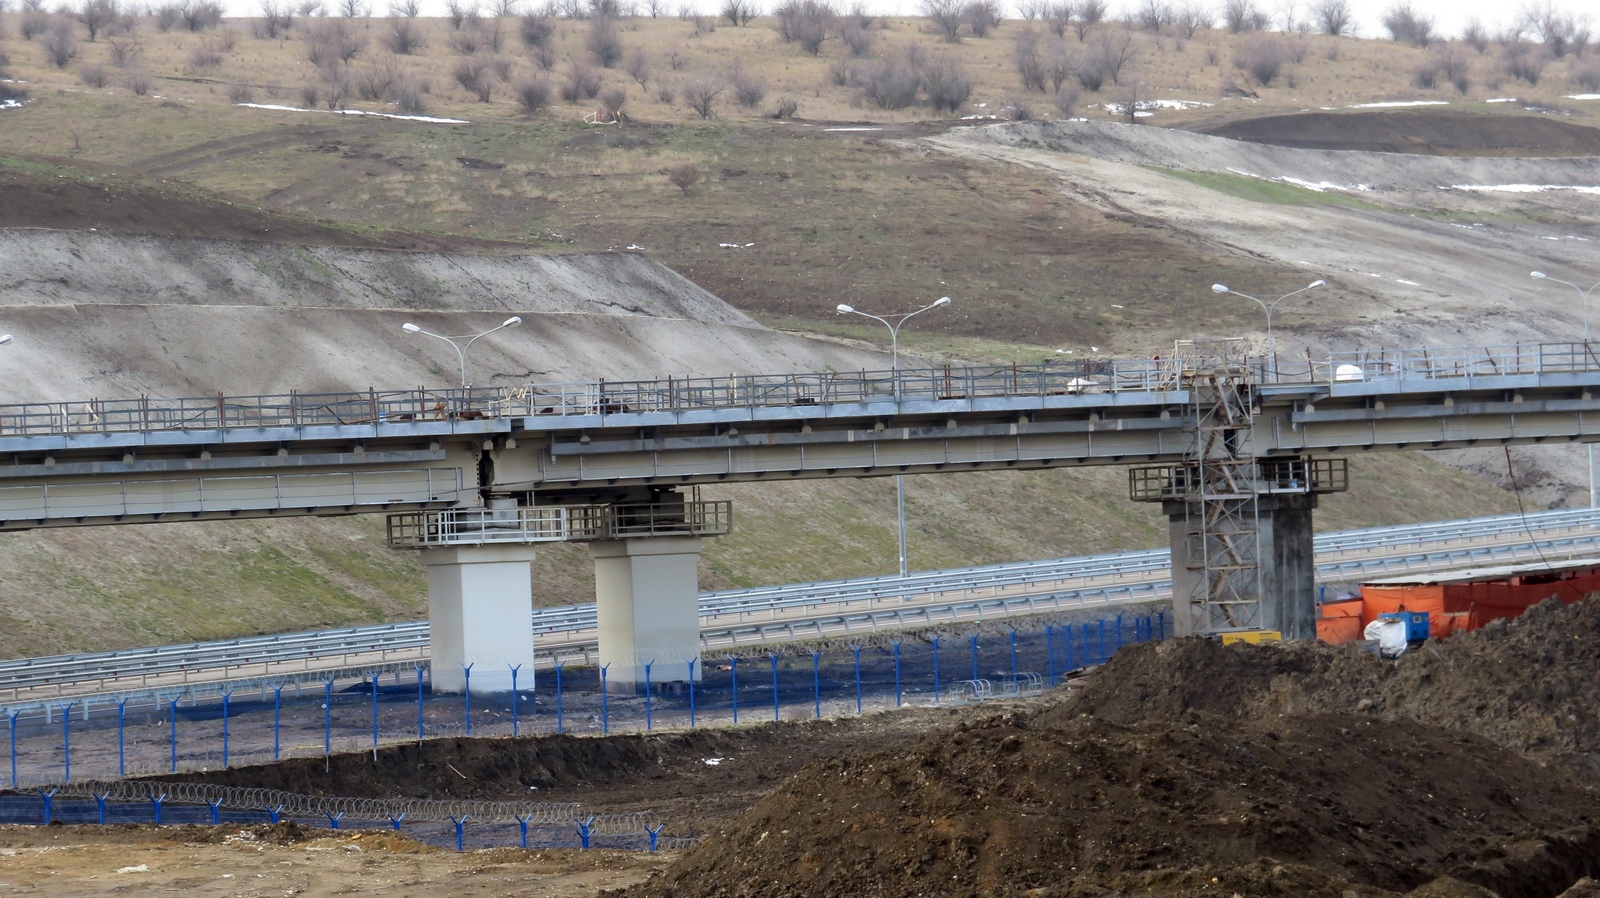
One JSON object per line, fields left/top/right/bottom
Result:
{"left": 836, "top": 296, "right": 952, "bottom": 577}
{"left": 1530, "top": 270, "right": 1600, "bottom": 508}
{"left": 401, "top": 316, "right": 522, "bottom": 389}
{"left": 1211, "top": 279, "right": 1325, "bottom": 379}
{"left": 0, "top": 335, "right": 12, "bottom": 346}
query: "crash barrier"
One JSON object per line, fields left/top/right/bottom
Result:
{"left": 0, "top": 781, "right": 698, "bottom": 852}
{"left": 3, "top": 612, "right": 1166, "bottom": 790}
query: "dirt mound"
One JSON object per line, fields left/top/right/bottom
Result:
{"left": 1193, "top": 110, "right": 1600, "bottom": 157}
{"left": 1058, "top": 595, "right": 1600, "bottom": 776}
{"left": 625, "top": 709, "right": 1600, "bottom": 898}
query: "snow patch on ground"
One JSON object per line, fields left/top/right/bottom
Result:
{"left": 1486, "top": 98, "right": 1519, "bottom": 103}
{"left": 0, "top": 99, "right": 27, "bottom": 110}
{"left": 1444, "top": 184, "right": 1600, "bottom": 195}
{"left": 1565, "top": 94, "right": 1600, "bottom": 100}
{"left": 1348, "top": 100, "right": 1450, "bottom": 108}
{"left": 236, "top": 102, "right": 468, "bottom": 124}
{"left": 1225, "top": 167, "right": 1371, "bottom": 193}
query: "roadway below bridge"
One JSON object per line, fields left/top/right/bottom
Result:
{"left": 4, "top": 509, "right": 1597, "bottom": 710}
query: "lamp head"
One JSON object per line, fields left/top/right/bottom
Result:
{"left": 402, "top": 323, "right": 422, "bottom": 333}
{"left": 0, "top": 334, "right": 12, "bottom": 346}
{"left": 933, "top": 296, "right": 952, "bottom": 307}
{"left": 1211, "top": 284, "right": 1230, "bottom": 294}
{"left": 502, "top": 316, "right": 523, "bottom": 328}
{"left": 1531, "top": 271, "right": 1548, "bottom": 279}
{"left": 1308, "top": 279, "right": 1326, "bottom": 288}
{"left": 836, "top": 304, "right": 855, "bottom": 314}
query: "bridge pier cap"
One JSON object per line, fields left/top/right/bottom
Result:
{"left": 420, "top": 543, "right": 538, "bottom": 695}
{"left": 590, "top": 536, "right": 705, "bottom": 693}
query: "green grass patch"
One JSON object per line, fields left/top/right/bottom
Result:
{"left": 1148, "top": 166, "right": 1387, "bottom": 211}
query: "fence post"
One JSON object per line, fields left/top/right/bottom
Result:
{"left": 221, "top": 690, "right": 232, "bottom": 769}
{"left": 60, "top": 702, "right": 72, "bottom": 783}
{"left": 600, "top": 665, "right": 610, "bottom": 735}
{"left": 644, "top": 660, "right": 655, "bottom": 732}
{"left": 932, "top": 636, "right": 941, "bottom": 704}
{"left": 9, "top": 710, "right": 18, "bottom": 789}
{"left": 509, "top": 665, "right": 521, "bottom": 738}
{"left": 325, "top": 811, "right": 344, "bottom": 830}
{"left": 369, "top": 672, "right": 380, "bottom": 751}
{"left": 1116, "top": 613, "right": 1124, "bottom": 651}
{"left": 687, "top": 659, "right": 696, "bottom": 728}
{"left": 852, "top": 646, "right": 863, "bottom": 714}
{"left": 1009, "top": 630, "right": 1018, "bottom": 682}
{"left": 893, "top": 642, "right": 902, "bottom": 707}
{"left": 576, "top": 815, "right": 595, "bottom": 849}
{"left": 415, "top": 665, "right": 426, "bottom": 742}
{"left": 150, "top": 791, "right": 166, "bottom": 825}
{"left": 39, "top": 787, "right": 57, "bottom": 825}
{"left": 770, "top": 654, "right": 780, "bottom": 722}
{"left": 388, "top": 812, "right": 406, "bottom": 831}
{"left": 207, "top": 798, "right": 223, "bottom": 825}
{"left": 1046, "top": 625, "right": 1055, "bottom": 685}
{"left": 95, "top": 790, "right": 110, "bottom": 825}
{"left": 273, "top": 685, "right": 284, "bottom": 761}
{"left": 555, "top": 663, "right": 565, "bottom": 734}
{"left": 169, "top": 698, "right": 180, "bottom": 774}
{"left": 970, "top": 635, "right": 980, "bottom": 682}
{"left": 322, "top": 678, "right": 334, "bottom": 756}
{"left": 1158, "top": 611, "right": 1166, "bottom": 641}
{"left": 647, "top": 823, "right": 665, "bottom": 852}
{"left": 811, "top": 652, "right": 821, "bottom": 719}
{"left": 731, "top": 657, "right": 739, "bottom": 725}
{"left": 1098, "top": 619, "right": 1106, "bottom": 665}
{"left": 515, "top": 813, "right": 530, "bottom": 848}
{"left": 265, "top": 804, "right": 284, "bottom": 824}
{"left": 117, "top": 699, "right": 128, "bottom": 778}
{"left": 463, "top": 664, "right": 473, "bottom": 736}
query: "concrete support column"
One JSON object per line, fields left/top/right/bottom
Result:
{"left": 1164, "top": 493, "right": 1318, "bottom": 640}
{"left": 421, "top": 544, "right": 538, "bottom": 694}
{"left": 589, "top": 536, "right": 704, "bottom": 692}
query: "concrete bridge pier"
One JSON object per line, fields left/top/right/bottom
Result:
{"left": 590, "top": 536, "right": 705, "bottom": 692}
{"left": 420, "top": 543, "right": 539, "bottom": 694}
{"left": 1164, "top": 492, "right": 1319, "bottom": 640}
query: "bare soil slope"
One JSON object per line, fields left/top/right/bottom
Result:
{"left": 1195, "top": 109, "right": 1600, "bottom": 156}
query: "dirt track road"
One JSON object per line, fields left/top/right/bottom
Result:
{"left": 0, "top": 825, "right": 667, "bottom": 898}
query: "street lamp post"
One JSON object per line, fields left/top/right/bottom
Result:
{"left": 1211, "top": 280, "right": 1325, "bottom": 379}
{"left": 836, "top": 297, "right": 952, "bottom": 577}
{"left": 401, "top": 316, "right": 523, "bottom": 389}
{"left": 1530, "top": 270, "right": 1600, "bottom": 508}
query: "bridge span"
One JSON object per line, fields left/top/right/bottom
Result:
{"left": 5, "top": 341, "right": 1599, "bottom": 691}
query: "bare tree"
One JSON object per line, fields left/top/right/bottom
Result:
{"left": 1311, "top": 0, "right": 1349, "bottom": 35}
{"left": 666, "top": 162, "right": 699, "bottom": 194}
{"left": 385, "top": 16, "right": 424, "bottom": 51}
{"left": 559, "top": 57, "right": 600, "bottom": 98}
{"left": 1460, "top": 18, "right": 1488, "bottom": 53}
{"left": 963, "top": 0, "right": 1000, "bottom": 36}
{"left": 719, "top": 0, "right": 755, "bottom": 25}
{"left": 1052, "top": 82, "right": 1079, "bottom": 115}
{"left": 306, "top": 17, "right": 364, "bottom": 66}
{"left": 180, "top": 0, "right": 224, "bottom": 30}
{"left": 1235, "top": 34, "right": 1284, "bottom": 84}
{"left": 355, "top": 52, "right": 401, "bottom": 97}
{"left": 681, "top": 75, "right": 723, "bottom": 116}
{"left": 40, "top": 19, "right": 79, "bottom": 66}
{"left": 598, "top": 84, "right": 625, "bottom": 117}
{"left": 587, "top": 13, "right": 621, "bottom": 65}
{"left": 452, "top": 55, "right": 495, "bottom": 99}
{"left": 446, "top": 0, "right": 474, "bottom": 28}
{"left": 1013, "top": 28, "right": 1046, "bottom": 90}
{"left": 1381, "top": 2, "right": 1435, "bottom": 47}
{"left": 1173, "top": 2, "right": 1210, "bottom": 37}
{"left": 518, "top": 11, "right": 552, "bottom": 46}
{"left": 388, "top": 0, "right": 421, "bottom": 14}
{"left": 922, "top": 52, "right": 971, "bottom": 111}
{"left": 921, "top": 0, "right": 963, "bottom": 41}
{"left": 731, "top": 65, "right": 765, "bottom": 107}
{"left": 514, "top": 74, "right": 551, "bottom": 112}
{"left": 624, "top": 45, "right": 649, "bottom": 85}
{"left": 1092, "top": 26, "right": 1135, "bottom": 83}
{"left": 773, "top": 0, "right": 832, "bottom": 54}
{"left": 336, "top": 0, "right": 369, "bottom": 17}
{"left": 1521, "top": 0, "right": 1588, "bottom": 57}
{"left": 1222, "top": 0, "right": 1263, "bottom": 33}
{"left": 106, "top": 34, "right": 140, "bottom": 64}
{"left": 489, "top": 0, "right": 519, "bottom": 15}
{"left": 1134, "top": 0, "right": 1169, "bottom": 33}
{"left": 838, "top": 20, "right": 874, "bottom": 55}
{"left": 77, "top": 0, "right": 119, "bottom": 41}
{"left": 1071, "top": 0, "right": 1104, "bottom": 39}
{"left": 257, "top": 1, "right": 293, "bottom": 38}
{"left": 1044, "top": 1, "right": 1071, "bottom": 35}
{"left": 643, "top": 0, "right": 664, "bottom": 16}
{"left": 859, "top": 52, "right": 920, "bottom": 107}
{"left": 1045, "top": 39, "right": 1076, "bottom": 89}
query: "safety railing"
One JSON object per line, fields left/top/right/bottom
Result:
{"left": 1127, "top": 457, "right": 1348, "bottom": 502}
{"left": 1313, "top": 341, "right": 1600, "bottom": 386}
{"left": 386, "top": 507, "right": 570, "bottom": 548}
{"left": 565, "top": 500, "right": 733, "bottom": 541}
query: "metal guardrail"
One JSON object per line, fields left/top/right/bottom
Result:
{"left": 4, "top": 508, "right": 1598, "bottom": 705}
{"left": 386, "top": 507, "right": 570, "bottom": 547}
{"left": 5, "top": 341, "right": 1600, "bottom": 438}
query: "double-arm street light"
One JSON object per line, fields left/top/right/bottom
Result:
{"left": 1211, "top": 279, "right": 1325, "bottom": 377}
{"left": 836, "top": 296, "right": 953, "bottom": 577}
{"left": 1530, "top": 270, "right": 1600, "bottom": 508}
{"left": 401, "top": 316, "right": 523, "bottom": 389}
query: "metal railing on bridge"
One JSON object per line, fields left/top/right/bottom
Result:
{"left": 384, "top": 500, "right": 733, "bottom": 548}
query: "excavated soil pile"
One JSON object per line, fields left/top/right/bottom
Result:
{"left": 625, "top": 710, "right": 1600, "bottom": 898}
{"left": 1061, "top": 595, "right": 1600, "bottom": 777}
{"left": 624, "top": 599, "right": 1600, "bottom": 898}
{"left": 1194, "top": 110, "right": 1600, "bottom": 156}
